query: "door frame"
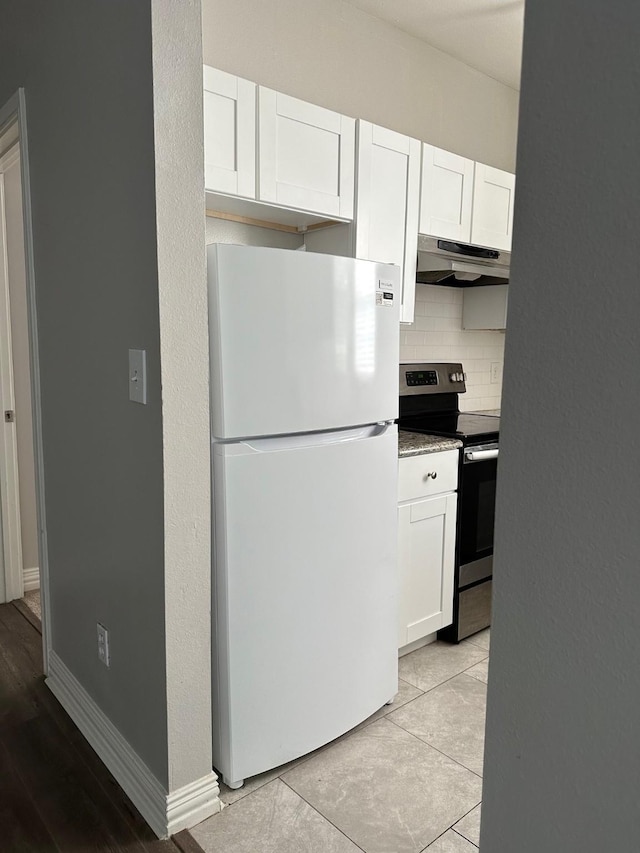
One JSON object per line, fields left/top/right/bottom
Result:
{"left": 0, "top": 90, "right": 52, "bottom": 671}
{"left": 0, "top": 139, "right": 24, "bottom": 603}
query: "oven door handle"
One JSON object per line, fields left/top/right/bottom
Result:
{"left": 464, "top": 447, "right": 499, "bottom": 463}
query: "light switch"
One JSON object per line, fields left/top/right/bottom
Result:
{"left": 129, "top": 349, "right": 147, "bottom": 404}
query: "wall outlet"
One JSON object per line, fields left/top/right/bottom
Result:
{"left": 491, "top": 362, "right": 502, "bottom": 384}
{"left": 97, "top": 622, "right": 110, "bottom": 667}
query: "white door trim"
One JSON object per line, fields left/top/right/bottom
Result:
{"left": 0, "top": 90, "right": 51, "bottom": 671}
{"left": 0, "top": 150, "right": 24, "bottom": 603}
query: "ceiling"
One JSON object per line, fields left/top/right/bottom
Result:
{"left": 342, "top": 0, "right": 524, "bottom": 90}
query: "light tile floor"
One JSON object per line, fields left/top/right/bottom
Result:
{"left": 191, "top": 630, "right": 490, "bottom": 853}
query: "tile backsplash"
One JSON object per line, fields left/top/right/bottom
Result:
{"left": 401, "top": 285, "right": 505, "bottom": 412}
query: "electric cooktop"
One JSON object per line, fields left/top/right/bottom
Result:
{"left": 398, "top": 412, "right": 499, "bottom": 444}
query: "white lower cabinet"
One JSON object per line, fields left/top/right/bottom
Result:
{"left": 397, "top": 452, "right": 458, "bottom": 650}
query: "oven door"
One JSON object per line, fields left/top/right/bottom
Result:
{"left": 458, "top": 443, "right": 499, "bottom": 587}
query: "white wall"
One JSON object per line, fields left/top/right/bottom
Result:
{"left": 401, "top": 285, "right": 504, "bottom": 411}
{"left": 151, "top": 0, "right": 216, "bottom": 801}
{"left": 202, "top": 0, "right": 519, "bottom": 172}
{"left": 481, "top": 1, "right": 640, "bottom": 851}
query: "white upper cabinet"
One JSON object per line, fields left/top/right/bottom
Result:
{"left": 421, "top": 148, "right": 516, "bottom": 252}
{"left": 258, "top": 88, "right": 355, "bottom": 220}
{"left": 354, "top": 121, "right": 421, "bottom": 324}
{"left": 471, "top": 163, "right": 516, "bottom": 252}
{"left": 203, "top": 66, "right": 256, "bottom": 199}
{"left": 420, "top": 144, "right": 475, "bottom": 242}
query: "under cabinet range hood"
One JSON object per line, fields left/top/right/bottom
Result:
{"left": 416, "top": 235, "right": 510, "bottom": 287}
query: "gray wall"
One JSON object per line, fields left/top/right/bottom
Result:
{"left": 481, "top": 1, "right": 640, "bottom": 850}
{"left": 0, "top": 1, "right": 168, "bottom": 784}
{"left": 202, "top": 0, "right": 519, "bottom": 172}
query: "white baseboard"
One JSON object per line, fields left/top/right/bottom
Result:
{"left": 23, "top": 565, "right": 40, "bottom": 591}
{"left": 398, "top": 632, "right": 437, "bottom": 658}
{"left": 46, "top": 651, "right": 221, "bottom": 838}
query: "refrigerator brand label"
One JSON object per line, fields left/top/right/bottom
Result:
{"left": 376, "top": 291, "right": 394, "bottom": 307}
{"left": 378, "top": 279, "right": 395, "bottom": 290}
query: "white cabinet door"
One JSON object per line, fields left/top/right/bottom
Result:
{"left": 258, "top": 88, "right": 355, "bottom": 219}
{"left": 463, "top": 284, "right": 509, "bottom": 330}
{"left": 471, "top": 163, "right": 516, "bottom": 251}
{"left": 398, "top": 491, "right": 457, "bottom": 648}
{"left": 420, "top": 144, "right": 474, "bottom": 242}
{"left": 203, "top": 66, "right": 256, "bottom": 198}
{"left": 355, "top": 121, "right": 421, "bottom": 325}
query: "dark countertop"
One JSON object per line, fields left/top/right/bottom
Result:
{"left": 398, "top": 431, "right": 463, "bottom": 458}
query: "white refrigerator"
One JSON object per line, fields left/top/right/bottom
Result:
{"left": 208, "top": 244, "right": 400, "bottom": 789}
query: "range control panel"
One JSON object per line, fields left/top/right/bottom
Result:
{"left": 399, "top": 362, "right": 467, "bottom": 396}
{"left": 405, "top": 370, "right": 438, "bottom": 387}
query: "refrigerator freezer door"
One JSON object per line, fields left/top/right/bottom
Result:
{"left": 211, "top": 424, "right": 398, "bottom": 786}
{"left": 208, "top": 244, "right": 400, "bottom": 440}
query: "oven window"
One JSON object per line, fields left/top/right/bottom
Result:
{"left": 459, "top": 457, "right": 497, "bottom": 564}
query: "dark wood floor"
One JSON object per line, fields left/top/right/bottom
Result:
{"left": 0, "top": 600, "right": 204, "bottom": 852}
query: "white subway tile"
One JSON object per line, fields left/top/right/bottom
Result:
{"left": 438, "top": 332, "right": 459, "bottom": 345}
{"left": 424, "top": 286, "right": 447, "bottom": 303}
{"left": 404, "top": 330, "right": 426, "bottom": 346}
{"left": 425, "top": 331, "right": 444, "bottom": 345}
{"left": 399, "top": 346, "right": 417, "bottom": 362}
{"left": 427, "top": 302, "right": 446, "bottom": 318}
{"left": 413, "top": 316, "right": 436, "bottom": 332}
{"left": 420, "top": 316, "right": 439, "bottom": 330}
{"left": 432, "top": 318, "right": 455, "bottom": 331}
{"left": 397, "top": 284, "right": 505, "bottom": 399}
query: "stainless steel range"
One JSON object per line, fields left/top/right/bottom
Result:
{"left": 397, "top": 362, "right": 499, "bottom": 642}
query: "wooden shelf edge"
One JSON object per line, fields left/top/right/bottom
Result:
{"left": 205, "top": 208, "right": 299, "bottom": 234}
{"left": 205, "top": 194, "right": 346, "bottom": 234}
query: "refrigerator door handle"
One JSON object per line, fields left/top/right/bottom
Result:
{"left": 215, "top": 423, "right": 397, "bottom": 455}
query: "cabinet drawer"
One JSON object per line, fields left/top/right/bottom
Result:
{"left": 398, "top": 449, "right": 459, "bottom": 502}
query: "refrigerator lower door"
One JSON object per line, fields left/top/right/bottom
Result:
{"left": 211, "top": 424, "right": 398, "bottom": 787}
{"left": 208, "top": 244, "right": 400, "bottom": 440}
